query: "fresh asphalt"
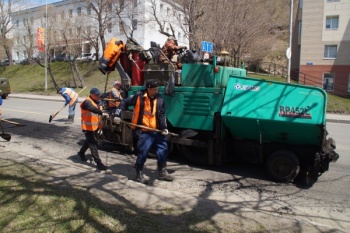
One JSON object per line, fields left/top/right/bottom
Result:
{"left": 8, "top": 93, "right": 350, "bottom": 124}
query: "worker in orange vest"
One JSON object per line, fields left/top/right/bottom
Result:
{"left": 78, "top": 88, "right": 108, "bottom": 170}
{"left": 108, "top": 81, "right": 123, "bottom": 109}
{"left": 118, "top": 79, "right": 174, "bottom": 184}
{"left": 57, "top": 87, "right": 79, "bottom": 123}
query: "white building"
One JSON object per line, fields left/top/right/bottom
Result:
{"left": 10, "top": 0, "right": 188, "bottom": 61}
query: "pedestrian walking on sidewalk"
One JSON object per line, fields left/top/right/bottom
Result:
{"left": 57, "top": 87, "right": 78, "bottom": 123}
{"left": 77, "top": 88, "right": 109, "bottom": 170}
{"left": 118, "top": 79, "right": 174, "bottom": 184}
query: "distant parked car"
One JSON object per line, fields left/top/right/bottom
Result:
{"left": 0, "top": 78, "right": 11, "bottom": 99}
{"left": 1, "top": 59, "right": 14, "bottom": 66}
{"left": 51, "top": 53, "right": 68, "bottom": 62}
{"left": 76, "top": 53, "right": 96, "bottom": 62}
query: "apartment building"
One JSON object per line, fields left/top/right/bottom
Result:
{"left": 9, "top": 0, "right": 188, "bottom": 61}
{"left": 296, "top": 0, "right": 350, "bottom": 96}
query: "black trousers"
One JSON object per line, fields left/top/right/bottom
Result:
{"left": 79, "top": 130, "right": 101, "bottom": 163}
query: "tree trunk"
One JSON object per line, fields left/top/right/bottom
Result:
{"left": 74, "top": 62, "right": 85, "bottom": 87}
{"left": 68, "top": 61, "right": 78, "bottom": 88}
{"left": 47, "top": 63, "right": 58, "bottom": 90}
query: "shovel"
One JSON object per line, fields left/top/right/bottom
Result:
{"left": 0, "top": 121, "right": 11, "bottom": 141}
{"left": 49, "top": 86, "right": 87, "bottom": 123}
{"left": 120, "top": 120, "right": 178, "bottom": 137}
{"left": 0, "top": 118, "right": 25, "bottom": 126}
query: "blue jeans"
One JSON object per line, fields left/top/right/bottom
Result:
{"left": 136, "top": 132, "right": 168, "bottom": 166}
{"left": 68, "top": 100, "right": 77, "bottom": 116}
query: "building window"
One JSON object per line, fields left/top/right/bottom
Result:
{"left": 160, "top": 4, "right": 163, "bottom": 11}
{"left": 61, "top": 10, "right": 65, "bottom": 19}
{"left": 178, "top": 32, "right": 181, "bottom": 40}
{"left": 69, "top": 9, "right": 73, "bottom": 17}
{"left": 323, "top": 73, "right": 334, "bottom": 91}
{"left": 16, "top": 19, "right": 19, "bottom": 27}
{"left": 77, "top": 7, "right": 81, "bottom": 16}
{"left": 167, "top": 7, "right": 170, "bottom": 15}
{"left": 107, "top": 23, "right": 112, "bottom": 33}
{"left": 133, "top": 19, "right": 137, "bottom": 30}
{"left": 298, "top": 20, "right": 302, "bottom": 34}
{"left": 326, "top": 16, "right": 339, "bottom": 29}
{"left": 87, "top": 6, "right": 91, "bottom": 15}
{"left": 324, "top": 45, "right": 337, "bottom": 58}
{"left": 348, "top": 74, "right": 350, "bottom": 93}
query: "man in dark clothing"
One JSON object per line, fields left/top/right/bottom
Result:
{"left": 78, "top": 87, "right": 109, "bottom": 170}
{"left": 118, "top": 79, "right": 174, "bottom": 184}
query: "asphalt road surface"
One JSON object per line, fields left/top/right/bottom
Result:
{"left": 1, "top": 97, "right": 350, "bottom": 232}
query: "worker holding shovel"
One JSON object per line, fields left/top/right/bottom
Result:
{"left": 57, "top": 87, "right": 79, "bottom": 123}
{"left": 117, "top": 79, "right": 174, "bottom": 184}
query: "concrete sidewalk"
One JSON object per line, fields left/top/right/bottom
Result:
{"left": 8, "top": 93, "right": 350, "bottom": 124}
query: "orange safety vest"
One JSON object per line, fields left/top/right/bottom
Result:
{"left": 81, "top": 97, "right": 102, "bottom": 131}
{"left": 108, "top": 87, "right": 122, "bottom": 108}
{"left": 132, "top": 93, "right": 157, "bottom": 130}
{"left": 63, "top": 88, "right": 78, "bottom": 106}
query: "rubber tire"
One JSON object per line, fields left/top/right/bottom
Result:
{"left": 266, "top": 150, "right": 300, "bottom": 182}
{"left": 1, "top": 94, "right": 7, "bottom": 99}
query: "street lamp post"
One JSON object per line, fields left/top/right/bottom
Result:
{"left": 287, "top": 0, "right": 293, "bottom": 83}
{"left": 45, "top": 0, "right": 48, "bottom": 91}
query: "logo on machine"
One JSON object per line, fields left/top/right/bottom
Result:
{"left": 279, "top": 106, "right": 312, "bottom": 119}
{"left": 234, "top": 83, "right": 260, "bottom": 91}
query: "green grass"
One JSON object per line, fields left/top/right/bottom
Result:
{"left": 0, "top": 61, "right": 121, "bottom": 98}
{"left": 1, "top": 63, "right": 349, "bottom": 113}
{"left": 0, "top": 158, "right": 266, "bottom": 232}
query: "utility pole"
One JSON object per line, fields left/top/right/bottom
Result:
{"left": 45, "top": 0, "right": 48, "bottom": 91}
{"left": 287, "top": 0, "right": 293, "bottom": 83}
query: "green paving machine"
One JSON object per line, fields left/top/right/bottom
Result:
{"left": 101, "top": 47, "right": 339, "bottom": 183}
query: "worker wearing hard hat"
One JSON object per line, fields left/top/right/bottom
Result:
{"left": 108, "top": 81, "right": 123, "bottom": 109}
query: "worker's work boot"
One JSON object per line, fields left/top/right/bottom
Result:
{"left": 77, "top": 151, "right": 87, "bottom": 162}
{"left": 96, "top": 161, "right": 107, "bottom": 170}
{"left": 135, "top": 164, "right": 148, "bottom": 184}
{"left": 66, "top": 115, "right": 74, "bottom": 124}
{"left": 158, "top": 162, "right": 174, "bottom": 181}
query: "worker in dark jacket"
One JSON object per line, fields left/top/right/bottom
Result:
{"left": 78, "top": 88, "right": 108, "bottom": 170}
{"left": 57, "top": 87, "right": 78, "bottom": 123}
{"left": 118, "top": 79, "right": 174, "bottom": 184}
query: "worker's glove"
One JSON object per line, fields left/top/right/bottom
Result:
{"left": 115, "top": 109, "right": 122, "bottom": 117}
{"left": 182, "top": 46, "right": 187, "bottom": 50}
{"left": 96, "top": 129, "right": 103, "bottom": 136}
{"left": 161, "top": 129, "right": 169, "bottom": 135}
{"left": 102, "top": 113, "right": 109, "bottom": 119}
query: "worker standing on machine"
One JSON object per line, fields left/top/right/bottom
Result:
{"left": 118, "top": 79, "right": 174, "bottom": 184}
{"left": 108, "top": 81, "right": 123, "bottom": 109}
{"left": 158, "top": 36, "right": 187, "bottom": 70}
{"left": 77, "top": 88, "right": 109, "bottom": 170}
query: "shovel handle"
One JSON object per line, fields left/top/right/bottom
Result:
{"left": 120, "top": 120, "right": 178, "bottom": 137}
{"left": 0, "top": 118, "right": 24, "bottom": 126}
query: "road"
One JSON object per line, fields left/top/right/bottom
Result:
{"left": 1, "top": 97, "right": 350, "bottom": 232}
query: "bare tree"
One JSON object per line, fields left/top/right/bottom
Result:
{"left": 113, "top": 0, "right": 140, "bottom": 38}
{"left": 0, "top": 0, "right": 23, "bottom": 64}
{"left": 84, "top": 0, "right": 114, "bottom": 52}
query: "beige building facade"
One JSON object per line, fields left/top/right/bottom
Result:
{"left": 296, "top": 0, "right": 350, "bottom": 95}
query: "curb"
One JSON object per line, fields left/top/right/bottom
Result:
{"left": 9, "top": 95, "right": 85, "bottom": 103}
{"left": 326, "top": 119, "right": 350, "bottom": 124}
